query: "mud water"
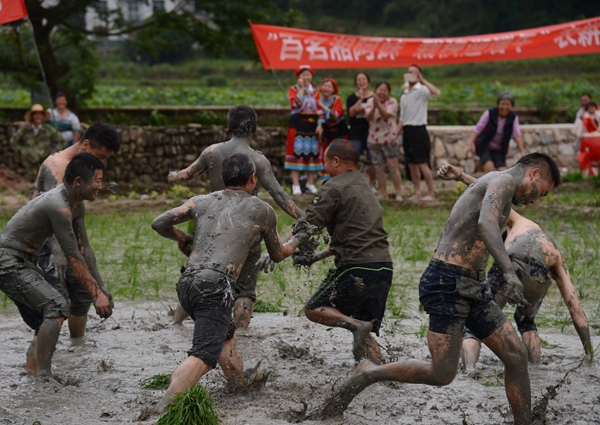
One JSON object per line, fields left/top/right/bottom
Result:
{"left": 1, "top": 300, "right": 599, "bottom": 425}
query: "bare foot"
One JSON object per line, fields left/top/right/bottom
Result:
{"left": 352, "top": 320, "right": 373, "bottom": 362}
{"left": 155, "top": 394, "right": 176, "bottom": 414}
{"left": 408, "top": 194, "right": 421, "bottom": 201}
{"left": 421, "top": 195, "right": 435, "bottom": 201}
{"left": 319, "top": 360, "right": 378, "bottom": 417}
{"left": 240, "top": 360, "right": 270, "bottom": 392}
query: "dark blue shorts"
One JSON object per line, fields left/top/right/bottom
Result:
{"left": 419, "top": 259, "right": 507, "bottom": 339}
{"left": 177, "top": 268, "right": 236, "bottom": 368}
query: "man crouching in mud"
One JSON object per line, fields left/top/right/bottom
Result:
{"left": 168, "top": 105, "right": 304, "bottom": 328}
{"left": 437, "top": 164, "right": 593, "bottom": 369}
{"left": 292, "top": 139, "right": 393, "bottom": 364}
{"left": 321, "top": 152, "right": 561, "bottom": 425}
{"left": 152, "top": 153, "right": 310, "bottom": 412}
{"left": 0, "top": 153, "right": 112, "bottom": 377}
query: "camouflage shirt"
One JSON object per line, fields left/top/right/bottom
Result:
{"left": 10, "top": 124, "right": 64, "bottom": 179}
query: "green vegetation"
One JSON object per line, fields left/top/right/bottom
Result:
{"left": 140, "top": 374, "right": 172, "bottom": 390}
{"left": 157, "top": 384, "right": 220, "bottom": 425}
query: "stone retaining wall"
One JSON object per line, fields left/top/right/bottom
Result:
{"left": 0, "top": 123, "right": 578, "bottom": 186}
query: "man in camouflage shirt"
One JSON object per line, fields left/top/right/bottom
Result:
{"left": 10, "top": 104, "right": 64, "bottom": 181}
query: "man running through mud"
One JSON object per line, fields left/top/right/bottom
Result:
{"left": 0, "top": 153, "right": 112, "bottom": 377}
{"left": 33, "top": 122, "right": 120, "bottom": 344}
{"left": 292, "top": 139, "right": 393, "bottom": 364}
{"left": 437, "top": 164, "right": 593, "bottom": 369}
{"left": 320, "top": 153, "right": 561, "bottom": 425}
{"left": 168, "top": 105, "right": 304, "bottom": 328}
{"left": 152, "top": 153, "right": 311, "bottom": 412}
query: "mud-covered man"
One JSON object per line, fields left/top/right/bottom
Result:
{"left": 0, "top": 153, "right": 112, "bottom": 377}
{"left": 33, "top": 122, "right": 120, "bottom": 344}
{"left": 437, "top": 164, "right": 593, "bottom": 368}
{"left": 168, "top": 105, "right": 304, "bottom": 328}
{"left": 152, "top": 153, "right": 309, "bottom": 411}
{"left": 321, "top": 153, "right": 561, "bottom": 425}
{"left": 293, "top": 139, "right": 393, "bottom": 364}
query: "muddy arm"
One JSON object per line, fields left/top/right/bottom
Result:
{"left": 437, "top": 164, "right": 476, "bottom": 185}
{"left": 262, "top": 206, "right": 305, "bottom": 262}
{"left": 551, "top": 257, "right": 593, "bottom": 359}
{"left": 49, "top": 207, "right": 111, "bottom": 318}
{"left": 168, "top": 150, "right": 209, "bottom": 183}
{"left": 255, "top": 154, "right": 304, "bottom": 219}
{"left": 479, "top": 177, "right": 525, "bottom": 306}
{"left": 151, "top": 200, "right": 195, "bottom": 250}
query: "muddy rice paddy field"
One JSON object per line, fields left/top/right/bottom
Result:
{"left": 1, "top": 192, "right": 599, "bottom": 425}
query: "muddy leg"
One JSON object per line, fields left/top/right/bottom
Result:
{"left": 68, "top": 314, "right": 87, "bottom": 343}
{"left": 408, "top": 163, "right": 421, "bottom": 200}
{"left": 218, "top": 335, "right": 245, "bottom": 391}
{"left": 156, "top": 355, "right": 212, "bottom": 413}
{"left": 26, "top": 335, "right": 38, "bottom": 375}
{"left": 32, "top": 317, "right": 65, "bottom": 376}
{"left": 321, "top": 330, "right": 462, "bottom": 417}
{"left": 521, "top": 330, "right": 541, "bottom": 364}
{"left": 171, "top": 302, "right": 189, "bottom": 325}
{"left": 233, "top": 297, "right": 254, "bottom": 329}
{"left": 304, "top": 306, "right": 373, "bottom": 362}
{"left": 365, "top": 333, "right": 383, "bottom": 365}
{"left": 461, "top": 338, "right": 481, "bottom": 374}
{"left": 482, "top": 321, "right": 531, "bottom": 425}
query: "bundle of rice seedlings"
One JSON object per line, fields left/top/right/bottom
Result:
{"left": 156, "top": 385, "right": 220, "bottom": 425}
{"left": 140, "top": 374, "right": 171, "bottom": 390}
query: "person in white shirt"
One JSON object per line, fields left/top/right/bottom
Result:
{"left": 398, "top": 65, "right": 440, "bottom": 201}
{"left": 47, "top": 92, "right": 82, "bottom": 148}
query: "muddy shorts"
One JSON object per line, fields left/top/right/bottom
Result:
{"left": 367, "top": 143, "right": 399, "bottom": 166}
{"left": 479, "top": 147, "right": 507, "bottom": 169}
{"left": 38, "top": 242, "right": 93, "bottom": 317}
{"left": 305, "top": 262, "right": 393, "bottom": 335}
{"left": 419, "top": 259, "right": 507, "bottom": 339}
{"left": 177, "top": 267, "right": 236, "bottom": 368}
{"left": 232, "top": 237, "right": 261, "bottom": 302}
{"left": 0, "top": 248, "right": 69, "bottom": 332}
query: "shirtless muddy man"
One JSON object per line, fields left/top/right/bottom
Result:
{"left": 321, "top": 153, "right": 561, "bottom": 425}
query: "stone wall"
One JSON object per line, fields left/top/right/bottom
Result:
{"left": 0, "top": 123, "right": 578, "bottom": 186}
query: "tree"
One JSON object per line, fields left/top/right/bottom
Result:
{"left": 0, "top": 0, "right": 298, "bottom": 108}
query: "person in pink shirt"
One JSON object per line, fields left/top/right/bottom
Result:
{"left": 467, "top": 92, "right": 526, "bottom": 173}
{"left": 365, "top": 82, "right": 402, "bottom": 201}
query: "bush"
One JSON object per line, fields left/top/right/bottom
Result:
{"left": 531, "top": 84, "right": 560, "bottom": 122}
{"left": 202, "top": 74, "right": 229, "bottom": 87}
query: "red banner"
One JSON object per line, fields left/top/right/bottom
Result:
{"left": 250, "top": 17, "right": 600, "bottom": 70}
{"left": 0, "top": 0, "right": 28, "bottom": 24}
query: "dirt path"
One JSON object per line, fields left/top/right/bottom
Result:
{"left": 1, "top": 300, "right": 599, "bottom": 425}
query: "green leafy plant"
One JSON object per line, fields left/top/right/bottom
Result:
{"left": 157, "top": 385, "right": 220, "bottom": 425}
{"left": 140, "top": 374, "right": 171, "bottom": 390}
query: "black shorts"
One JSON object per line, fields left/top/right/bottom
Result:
{"left": 177, "top": 267, "right": 236, "bottom": 368}
{"left": 479, "top": 147, "right": 507, "bottom": 169}
{"left": 419, "top": 259, "right": 507, "bottom": 339}
{"left": 0, "top": 248, "right": 69, "bottom": 332}
{"left": 402, "top": 125, "right": 431, "bottom": 164}
{"left": 39, "top": 242, "right": 93, "bottom": 317}
{"left": 305, "top": 262, "right": 393, "bottom": 335}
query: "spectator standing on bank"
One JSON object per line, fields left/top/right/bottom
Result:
{"left": 575, "top": 93, "right": 593, "bottom": 122}
{"left": 285, "top": 65, "right": 322, "bottom": 195}
{"left": 578, "top": 102, "right": 600, "bottom": 133}
{"left": 347, "top": 72, "right": 376, "bottom": 186}
{"left": 47, "top": 92, "right": 82, "bottom": 148}
{"left": 317, "top": 78, "right": 348, "bottom": 178}
{"left": 398, "top": 65, "right": 439, "bottom": 201}
{"left": 10, "top": 104, "right": 64, "bottom": 181}
{"left": 365, "top": 81, "right": 402, "bottom": 201}
{"left": 467, "top": 92, "right": 525, "bottom": 173}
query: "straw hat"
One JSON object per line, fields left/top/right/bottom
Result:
{"left": 24, "top": 104, "right": 50, "bottom": 123}
{"left": 294, "top": 65, "right": 315, "bottom": 77}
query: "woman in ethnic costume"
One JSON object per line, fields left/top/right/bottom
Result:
{"left": 285, "top": 65, "right": 322, "bottom": 195}
{"left": 316, "top": 78, "right": 348, "bottom": 180}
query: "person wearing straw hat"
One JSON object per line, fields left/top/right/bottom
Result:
{"left": 10, "top": 104, "right": 64, "bottom": 181}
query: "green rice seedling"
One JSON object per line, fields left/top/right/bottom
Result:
{"left": 254, "top": 299, "right": 282, "bottom": 313}
{"left": 414, "top": 322, "right": 428, "bottom": 339}
{"left": 156, "top": 384, "right": 220, "bottom": 425}
{"left": 483, "top": 371, "right": 505, "bottom": 387}
{"left": 140, "top": 374, "right": 171, "bottom": 390}
{"left": 2, "top": 293, "right": 9, "bottom": 308}
{"left": 540, "top": 339, "right": 560, "bottom": 349}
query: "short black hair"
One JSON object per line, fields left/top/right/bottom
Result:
{"left": 64, "top": 152, "right": 105, "bottom": 185}
{"left": 55, "top": 91, "right": 68, "bottom": 101}
{"left": 83, "top": 122, "right": 120, "bottom": 153}
{"left": 325, "top": 139, "right": 359, "bottom": 164}
{"left": 581, "top": 93, "right": 592, "bottom": 99}
{"left": 516, "top": 152, "right": 561, "bottom": 188}
{"left": 375, "top": 81, "right": 391, "bottom": 92}
{"left": 354, "top": 72, "right": 370, "bottom": 85}
{"left": 408, "top": 64, "right": 422, "bottom": 73}
{"left": 227, "top": 105, "right": 257, "bottom": 138}
{"left": 586, "top": 101, "right": 597, "bottom": 109}
{"left": 497, "top": 91, "right": 515, "bottom": 106}
{"left": 221, "top": 153, "right": 256, "bottom": 187}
